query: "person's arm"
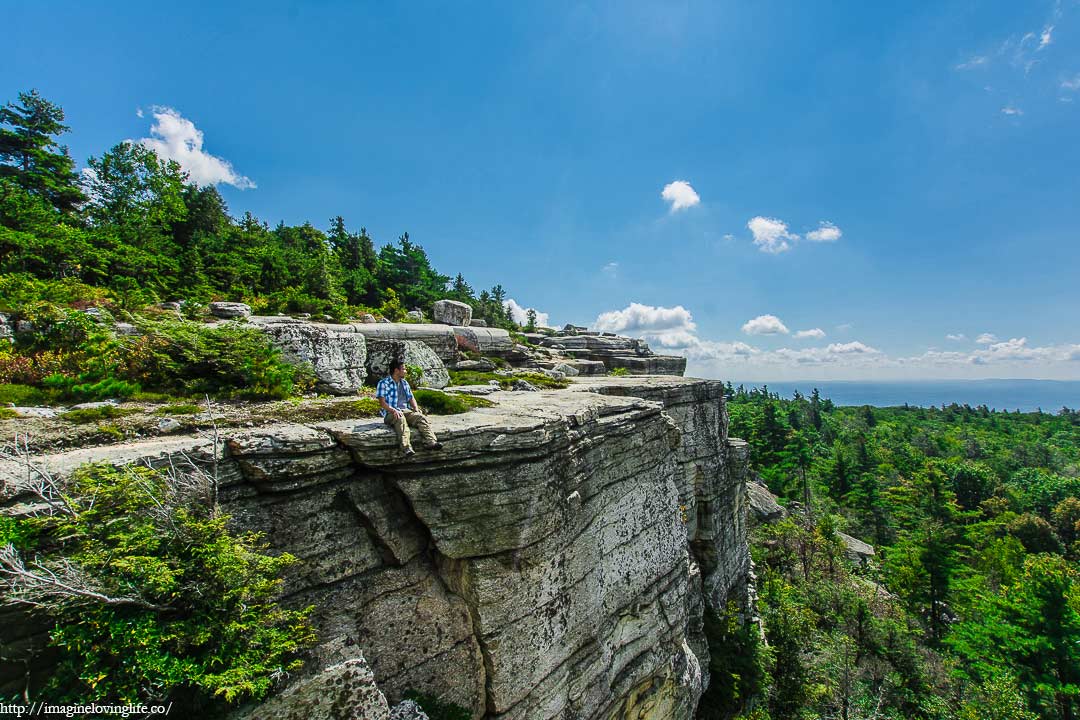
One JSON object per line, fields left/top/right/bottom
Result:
{"left": 405, "top": 381, "right": 421, "bottom": 413}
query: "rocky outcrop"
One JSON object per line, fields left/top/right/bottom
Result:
{"left": 255, "top": 320, "right": 369, "bottom": 395}
{"left": 209, "top": 301, "right": 253, "bottom": 319}
{"left": 432, "top": 300, "right": 473, "bottom": 327}
{"left": 350, "top": 323, "right": 459, "bottom": 362}
{"left": 1, "top": 377, "right": 751, "bottom": 720}
{"left": 539, "top": 334, "right": 687, "bottom": 376}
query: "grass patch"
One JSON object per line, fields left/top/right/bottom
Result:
{"left": 414, "top": 389, "right": 494, "bottom": 415}
{"left": 448, "top": 370, "right": 568, "bottom": 390}
{"left": 156, "top": 403, "right": 201, "bottom": 416}
{"left": 60, "top": 405, "right": 135, "bottom": 424}
{"left": 0, "top": 408, "right": 18, "bottom": 419}
{"left": 0, "top": 383, "right": 53, "bottom": 406}
{"left": 267, "top": 397, "right": 383, "bottom": 423}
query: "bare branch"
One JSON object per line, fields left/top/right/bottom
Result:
{"left": 0, "top": 434, "right": 76, "bottom": 517}
{"left": 0, "top": 544, "right": 167, "bottom": 611}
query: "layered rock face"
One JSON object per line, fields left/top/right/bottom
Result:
{"left": 1, "top": 377, "right": 749, "bottom": 720}
{"left": 538, "top": 335, "right": 687, "bottom": 377}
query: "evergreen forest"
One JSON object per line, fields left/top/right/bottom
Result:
{"left": 715, "top": 384, "right": 1080, "bottom": 720}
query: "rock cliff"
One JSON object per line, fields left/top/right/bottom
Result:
{"left": 1, "top": 376, "right": 750, "bottom": 719}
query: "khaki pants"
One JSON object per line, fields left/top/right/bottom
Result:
{"left": 383, "top": 409, "right": 438, "bottom": 450}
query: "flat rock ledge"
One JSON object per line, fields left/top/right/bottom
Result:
{"left": 1, "top": 376, "right": 751, "bottom": 720}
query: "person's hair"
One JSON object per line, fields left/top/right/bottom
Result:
{"left": 389, "top": 358, "right": 405, "bottom": 374}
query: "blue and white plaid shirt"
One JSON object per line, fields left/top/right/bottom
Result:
{"left": 376, "top": 376, "right": 414, "bottom": 417}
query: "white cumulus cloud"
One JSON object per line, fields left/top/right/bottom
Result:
{"left": 594, "top": 302, "right": 696, "bottom": 336}
{"left": 503, "top": 299, "right": 551, "bottom": 328}
{"left": 747, "top": 216, "right": 798, "bottom": 254}
{"left": 661, "top": 180, "right": 701, "bottom": 212}
{"left": 976, "top": 333, "right": 998, "bottom": 344}
{"left": 742, "top": 314, "right": 790, "bottom": 336}
{"left": 805, "top": 221, "right": 842, "bottom": 243}
{"left": 135, "top": 106, "right": 255, "bottom": 189}
{"left": 794, "top": 328, "right": 826, "bottom": 340}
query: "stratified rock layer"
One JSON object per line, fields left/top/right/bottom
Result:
{"left": 0, "top": 377, "right": 750, "bottom": 720}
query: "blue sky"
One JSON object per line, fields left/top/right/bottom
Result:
{"left": 5, "top": 0, "right": 1080, "bottom": 380}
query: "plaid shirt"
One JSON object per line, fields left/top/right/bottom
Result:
{"left": 376, "top": 376, "right": 414, "bottom": 417}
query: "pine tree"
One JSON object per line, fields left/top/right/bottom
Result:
{"left": 0, "top": 89, "right": 85, "bottom": 212}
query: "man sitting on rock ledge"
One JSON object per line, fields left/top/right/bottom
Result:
{"left": 376, "top": 359, "right": 443, "bottom": 456}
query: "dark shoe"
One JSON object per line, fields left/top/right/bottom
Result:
{"left": 403, "top": 447, "right": 415, "bottom": 457}
{"left": 428, "top": 442, "right": 444, "bottom": 451}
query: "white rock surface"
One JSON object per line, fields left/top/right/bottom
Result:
{"left": 432, "top": 299, "right": 473, "bottom": 326}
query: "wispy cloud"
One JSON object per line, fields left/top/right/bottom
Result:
{"left": 955, "top": 55, "right": 989, "bottom": 70}
{"left": 135, "top": 106, "right": 255, "bottom": 189}
{"left": 1062, "top": 74, "right": 1080, "bottom": 91}
{"left": 976, "top": 333, "right": 998, "bottom": 344}
{"left": 1039, "top": 25, "right": 1054, "bottom": 50}
{"left": 661, "top": 180, "right": 701, "bottom": 212}
{"left": 601, "top": 261, "right": 619, "bottom": 278}
{"left": 795, "top": 328, "right": 826, "bottom": 340}
{"left": 946, "top": 333, "right": 967, "bottom": 341}
{"left": 1001, "top": 105, "right": 1024, "bottom": 116}
{"left": 742, "top": 314, "right": 790, "bottom": 336}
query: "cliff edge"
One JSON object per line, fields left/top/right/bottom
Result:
{"left": 1, "top": 376, "right": 751, "bottom": 720}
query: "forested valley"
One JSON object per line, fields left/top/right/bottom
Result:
{"left": 716, "top": 384, "right": 1080, "bottom": 720}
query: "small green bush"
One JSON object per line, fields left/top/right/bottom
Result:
{"left": 609, "top": 367, "right": 629, "bottom": 376}
{"left": 414, "top": 389, "right": 494, "bottom": 415}
{"left": 405, "top": 363, "right": 424, "bottom": 387}
{"left": 3, "top": 463, "right": 315, "bottom": 708}
{"left": 0, "top": 407, "right": 18, "bottom": 419}
{"left": 60, "top": 405, "right": 134, "bottom": 424}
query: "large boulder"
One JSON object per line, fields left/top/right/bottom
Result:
{"left": 351, "top": 323, "right": 459, "bottom": 361}
{"left": 432, "top": 299, "right": 473, "bottom": 327}
{"left": 208, "top": 301, "right": 252, "bottom": 319}
{"left": 365, "top": 339, "right": 450, "bottom": 389}
{"left": 258, "top": 322, "right": 368, "bottom": 395}
{"left": 838, "top": 532, "right": 876, "bottom": 566}
{"left": 747, "top": 481, "right": 786, "bottom": 526}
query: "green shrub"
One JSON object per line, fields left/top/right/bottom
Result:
{"left": 3, "top": 463, "right": 315, "bottom": 707}
{"left": 405, "top": 363, "right": 424, "bottom": 387}
{"left": 60, "top": 404, "right": 135, "bottom": 424}
{"left": 609, "top": 367, "right": 629, "bottom": 376}
{"left": 127, "top": 318, "right": 315, "bottom": 400}
{"left": 414, "top": 389, "right": 494, "bottom": 415}
{"left": 45, "top": 375, "right": 141, "bottom": 401}
{"left": 0, "top": 407, "right": 18, "bottom": 419}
